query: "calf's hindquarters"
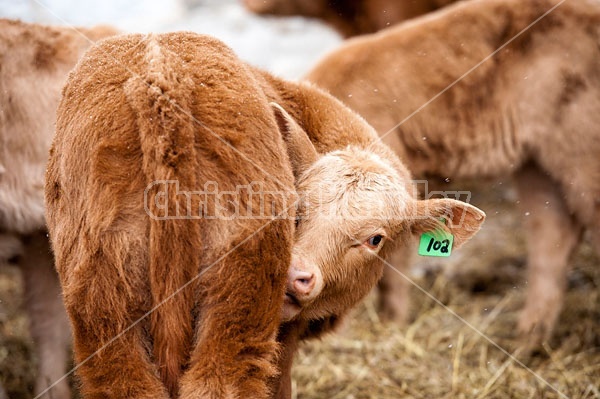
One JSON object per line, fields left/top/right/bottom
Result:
{"left": 46, "top": 33, "right": 295, "bottom": 398}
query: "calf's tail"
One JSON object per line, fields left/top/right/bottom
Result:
{"left": 124, "top": 43, "right": 200, "bottom": 396}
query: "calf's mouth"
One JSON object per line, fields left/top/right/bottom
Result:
{"left": 282, "top": 291, "right": 302, "bottom": 321}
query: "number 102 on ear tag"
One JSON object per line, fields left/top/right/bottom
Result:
{"left": 418, "top": 229, "right": 454, "bottom": 257}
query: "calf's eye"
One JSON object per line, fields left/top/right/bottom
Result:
{"left": 366, "top": 234, "right": 384, "bottom": 249}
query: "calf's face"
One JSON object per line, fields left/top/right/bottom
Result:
{"left": 272, "top": 104, "right": 485, "bottom": 321}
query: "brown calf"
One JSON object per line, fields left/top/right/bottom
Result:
{"left": 45, "top": 32, "right": 484, "bottom": 398}
{"left": 0, "top": 19, "right": 116, "bottom": 398}
{"left": 243, "top": 0, "right": 458, "bottom": 37}
{"left": 306, "top": 0, "right": 600, "bottom": 349}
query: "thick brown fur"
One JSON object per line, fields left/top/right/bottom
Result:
{"left": 243, "top": 0, "right": 458, "bottom": 37}
{"left": 306, "top": 0, "right": 600, "bottom": 349}
{"left": 0, "top": 19, "right": 117, "bottom": 398}
{"left": 46, "top": 32, "right": 485, "bottom": 398}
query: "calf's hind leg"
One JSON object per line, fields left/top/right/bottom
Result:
{"left": 514, "top": 164, "right": 582, "bottom": 351}
{"left": 179, "top": 227, "right": 288, "bottom": 399}
{"left": 587, "top": 205, "right": 600, "bottom": 258}
{"left": 63, "top": 240, "right": 169, "bottom": 399}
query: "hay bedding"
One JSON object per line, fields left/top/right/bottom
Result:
{"left": 292, "top": 268, "right": 599, "bottom": 399}
{"left": 0, "top": 183, "right": 598, "bottom": 398}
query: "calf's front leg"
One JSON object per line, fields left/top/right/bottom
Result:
{"left": 377, "top": 242, "right": 414, "bottom": 323}
{"left": 21, "top": 231, "right": 72, "bottom": 399}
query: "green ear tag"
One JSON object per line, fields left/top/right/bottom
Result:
{"left": 418, "top": 228, "right": 454, "bottom": 257}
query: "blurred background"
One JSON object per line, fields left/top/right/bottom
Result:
{"left": 0, "top": 0, "right": 341, "bottom": 79}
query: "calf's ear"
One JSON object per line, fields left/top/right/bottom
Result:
{"left": 411, "top": 198, "right": 486, "bottom": 249}
{"left": 271, "top": 102, "right": 319, "bottom": 179}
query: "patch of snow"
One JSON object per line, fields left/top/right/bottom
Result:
{"left": 0, "top": 0, "right": 342, "bottom": 79}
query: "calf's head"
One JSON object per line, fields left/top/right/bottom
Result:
{"left": 272, "top": 104, "right": 485, "bottom": 322}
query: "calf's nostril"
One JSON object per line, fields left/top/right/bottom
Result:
{"left": 293, "top": 273, "right": 315, "bottom": 296}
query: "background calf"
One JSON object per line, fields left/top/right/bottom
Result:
{"left": 0, "top": 19, "right": 116, "bottom": 398}
{"left": 306, "top": 0, "right": 600, "bottom": 350}
{"left": 243, "top": 0, "right": 459, "bottom": 37}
